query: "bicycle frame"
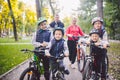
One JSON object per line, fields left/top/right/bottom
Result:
{"left": 33, "top": 54, "right": 44, "bottom": 74}
{"left": 20, "top": 49, "right": 45, "bottom": 80}
{"left": 50, "top": 55, "right": 65, "bottom": 80}
{"left": 83, "top": 43, "right": 109, "bottom": 80}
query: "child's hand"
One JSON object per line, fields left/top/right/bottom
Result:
{"left": 45, "top": 53, "right": 51, "bottom": 57}
{"left": 42, "top": 42, "right": 48, "bottom": 47}
{"left": 86, "top": 41, "right": 90, "bottom": 45}
{"left": 103, "top": 44, "right": 107, "bottom": 48}
{"left": 95, "top": 42, "right": 100, "bottom": 46}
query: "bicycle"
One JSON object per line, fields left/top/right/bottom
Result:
{"left": 49, "top": 54, "right": 67, "bottom": 80}
{"left": 19, "top": 48, "right": 45, "bottom": 80}
{"left": 72, "top": 36, "right": 88, "bottom": 72}
{"left": 82, "top": 43, "right": 110, "bottom": 80}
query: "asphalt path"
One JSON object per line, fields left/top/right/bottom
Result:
{"left": 0, "top": 57, "right": 82, "bottom": 80}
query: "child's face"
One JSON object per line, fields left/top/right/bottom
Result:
{"left": 39, "top": 22, "right": 47, "bottom": 30}
{"left": 93, "top": 21, "right": 102, "bottom": 30}
{"left": 54, "top": 30, "right": 63, "bottom": 40}
{"left": 90, "top": 34, "right": 99, "bottom": 42}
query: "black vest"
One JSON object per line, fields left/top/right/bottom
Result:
{"left": 36, "top": 29, "right": 51, "bottom": 43}
{"left": 99, "top": 29, "right": 106, "bottom": 39}
{"left": 50, "top": 39, "right": 64, "bottom": 57}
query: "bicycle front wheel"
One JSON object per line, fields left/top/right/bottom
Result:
{"left": 82, "top": 59, "right": 92, "bottom": 80}
{"left": 19, "top": 67, "right": 40, "bottom": 80}
{"left": 77, "top": 48, "right": 85, "bottom": 72}
{"left": 56, "top": 71, "right": 65, "bottom": 80}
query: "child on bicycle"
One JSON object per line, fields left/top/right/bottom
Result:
{"left": 91, "top": 17, "right": 109, "bottom": 80}
{"left": 32, "top": 17, "right": 52, "bottom": 80}
{"left": 45, "top": 27, "right": 70, "bottom": 79}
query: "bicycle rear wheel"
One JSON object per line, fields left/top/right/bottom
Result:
{"left": 19, "top": 67, "right": 40, "bottom": 80}
{"left": 77, "top": 48, "right": 85, "bottom": 72}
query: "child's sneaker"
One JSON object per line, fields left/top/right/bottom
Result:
{"left": 64, "top": 69, "right": 70, "bottom": 75}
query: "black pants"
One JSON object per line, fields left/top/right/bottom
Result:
{"left": 36, "top": 54, "right": 50, "bottom": 80}
{"left": 67, "top": 40, "right": 77, "bottom": 64}
{"left": 50, "top": 59, "right": 65, "bottom": 78}
{"left": 92, "top": 48, "right": 107, "bottom": 79}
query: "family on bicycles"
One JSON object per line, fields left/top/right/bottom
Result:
{"left": 22, "top": 14, "right": 109, "bottom": 80}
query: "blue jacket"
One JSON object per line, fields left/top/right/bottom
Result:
{"left": 49, "top": 38, "right": 64, "bottom": 57}
{"left": 49, "top": 21, "right": 64, "bottom": 28}
{"left": 36, "top": 29, "right": 51, "bottom": 43}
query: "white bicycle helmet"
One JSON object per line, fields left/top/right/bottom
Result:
{"left": 91, "top": 17, "right": 103, "bottom": 25}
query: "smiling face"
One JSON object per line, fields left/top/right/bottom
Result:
{"left": 90, "top": 33, "right": 99, "bottom": 42}
{"left": 54, "top": 30, "right": 63, "bottom": 40}
{"left": 39, "top": 21, "right": 47, "bottom": 30}
{"left": 93, "top": 21, "right": 102, "bottom": 30}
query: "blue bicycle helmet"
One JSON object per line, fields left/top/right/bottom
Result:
{"left": 53, "top": 27, "right": 64, "bottom": 36}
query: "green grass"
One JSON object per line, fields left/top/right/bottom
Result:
{"left": 108, "top": 42, "right": 120, "bottom": 80}
{"left": 0, "top": 37, "right": 31, "bottom": 43}
{"left": 0, "top": 44, "right": 34, "bottom": 75}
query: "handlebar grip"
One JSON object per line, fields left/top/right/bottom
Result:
{"left": 21, "top": 49, "right": 28, "bottom": 52}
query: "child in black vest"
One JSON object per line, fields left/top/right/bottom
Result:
{"left": 32, "top": 17, "right": 52, "bottom": 80}
{"left": 45, "top": 27, "right": 69, "bottom": 79}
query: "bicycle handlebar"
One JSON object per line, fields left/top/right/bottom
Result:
{"left": 49, "top": 54, "right": 65, "bottom": 60}
{"left": 80, "top": 42, "right": 110, "bottom": 48}
{"left": 21, "top": 49, "right": 45, "bottom": 53}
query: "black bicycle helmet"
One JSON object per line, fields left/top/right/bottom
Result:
{"left": 53, "top": 27, "right": 64, "bottom": 36}
{"left": 89, "top": 29, "right": 100, "bottom": 36}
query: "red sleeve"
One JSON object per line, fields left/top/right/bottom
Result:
{"left": 65, "top": 26, "right": 70, "bottom": 35}
{"left": 78, "top": 26, "right": 84, "bottom": 36}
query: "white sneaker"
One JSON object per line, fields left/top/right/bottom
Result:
{"left": 71, "top": 64, "right": 76, "bottom": 69}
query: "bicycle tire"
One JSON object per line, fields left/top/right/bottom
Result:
{"left": 19, "top": 67, "right": 40, "bottom": 80}
{"left": 82, "top": 59, "right": 92, "bottom": 80}
{"left": 105, "top": 55, "right": 109, "bottom": 74}
{"left": 56, "top": 71, "right": 65, "bottom": 80}
{"left": 77, "top": 47, "right": 85, "bottom": 72}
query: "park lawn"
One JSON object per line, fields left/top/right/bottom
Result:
{"left": 0, "top": 37, "right": 31, "bottom": 43}
{"left": 108, "top": 42, "right": 120, "bottom": 80}
{"left": 0, "top": 44, "right": 34, "bottom": 75}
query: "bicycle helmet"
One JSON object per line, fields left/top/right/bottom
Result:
{"left": 37, "top": 17, "right": 47, "bottom": 26}
{"left": 91, "top": 17, "right": 103, "bottom": 25}
{"left": 53, "top": 27, "right": 64, "bottom": 36}
{"left": 89, "top": 29, "right": 100, "bottom": 36}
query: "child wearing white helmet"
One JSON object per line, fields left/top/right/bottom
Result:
{"left": 90, "top": 17, "right": 109, "bottom": 80}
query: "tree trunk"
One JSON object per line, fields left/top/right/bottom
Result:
{"left": 35, "top": 0, "right": 41, "bottom": 19}
{"left": 97, "top": 0, "right": 103, "bottom": 18}
{"left": 7, "top": 0, "right": 18, "bottom": 41}
{"left": 48, "top": 0, "right": 55, "bottom": 16}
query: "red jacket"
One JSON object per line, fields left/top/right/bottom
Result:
{"left": 66, "top": 25, "right": 84, "bottom": 40}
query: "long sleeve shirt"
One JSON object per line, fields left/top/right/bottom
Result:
{"left": 66, "top": 25, "right": 84, "bottom": 40}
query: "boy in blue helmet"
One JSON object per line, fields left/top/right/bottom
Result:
{"left": 32, "top": 17, "right": 52, "bottom": 80}
{"left": 45, "top": 27, "right": 69, "bottom": 79}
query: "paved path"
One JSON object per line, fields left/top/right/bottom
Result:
{"left": 0, "top": 57, "right": 114, "bottom": 80}
{"left": 0, "top": 57, "right": 82, "bottom": 80}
